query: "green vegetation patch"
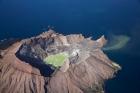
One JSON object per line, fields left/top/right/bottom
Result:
{"left": 43, "top": 52, "right": 69, "bottom": 67}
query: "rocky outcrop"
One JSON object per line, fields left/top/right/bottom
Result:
{"left": 0, "top": 29, "right": 121, "bottom": 93}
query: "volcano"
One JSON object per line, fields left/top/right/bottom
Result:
{"left": 0, "top": 29, "right": 121, "bottom": 93}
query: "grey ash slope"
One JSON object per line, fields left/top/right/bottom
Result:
{"left": 0, "top": 29, "right": 121, "bottom": 93}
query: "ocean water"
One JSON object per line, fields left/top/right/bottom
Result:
{"left": 0, "top": 0, "right": 140, "bottom": 93}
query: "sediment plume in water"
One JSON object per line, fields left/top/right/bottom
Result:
{"left": 103, "top": 35, "right": 130, "bottom": 51}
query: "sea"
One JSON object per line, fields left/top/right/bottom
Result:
{"left": 0, "top": 0, "right": 140, "bottom": 93}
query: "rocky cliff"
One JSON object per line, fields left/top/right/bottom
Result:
{"left": 0, "top": 29, "right": 121, "bottom": 93}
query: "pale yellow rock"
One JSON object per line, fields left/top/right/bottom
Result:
{"left": 96, "top": 35, "right": 107, "bottom": 47}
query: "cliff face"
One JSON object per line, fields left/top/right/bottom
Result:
{"left": 0, "top": 30, "right": 121, "bottom": 93}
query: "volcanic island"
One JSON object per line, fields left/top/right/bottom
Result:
{"left": 0, "top": 29, "right": 121, "bottom": 93}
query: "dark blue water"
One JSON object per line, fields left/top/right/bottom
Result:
{"left": 0, "top": 0, "right": 140, "bottom": 93}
